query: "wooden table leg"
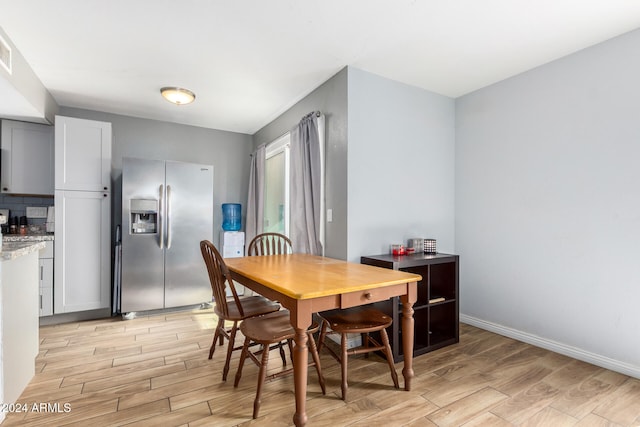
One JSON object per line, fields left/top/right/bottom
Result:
{"left": 401, "top": 281, "right": 417, "bottom": 391}
{"left": 291, "top": 305, "right": 312, "bottom": 427}
{"left": 292, "top": 327, "right": 309, "bottom": 426}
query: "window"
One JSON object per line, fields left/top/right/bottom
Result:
{"left": 264, "top": 133, "right": 290, "bottom": 234}
{"left": 260, "top": 113, "right": 325, "bottom": 254}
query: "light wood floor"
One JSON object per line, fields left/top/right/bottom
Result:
{"left": 3, "top": 308, "right": 640, "bottom": 426}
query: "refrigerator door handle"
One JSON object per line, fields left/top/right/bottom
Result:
{"left": 159, "top": 184, "right": 165, "bottom": 249}
{"left": 166, "top": 185, "right": 172, "bottom": 249}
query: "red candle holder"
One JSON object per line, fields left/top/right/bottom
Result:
{"left": 390, "top": 244, "right": 406, "bottom": 256}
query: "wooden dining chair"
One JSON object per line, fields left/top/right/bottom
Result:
{"left": 317, "top": 306, "right": 399, "bottom": 401}
{"left": 200, "top": 240, "right": 281, "bottom": 381}
{"left": 234, "top": 310, "right": 326, "bottom": 419}
{"left": 246, "top": 232, "right": 293, "bottom": 364}
{"left": 247, "top": 232, "right": 292, "bottom": 256}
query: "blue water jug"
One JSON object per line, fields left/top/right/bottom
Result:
{"left": 222, "top": 203, "right": 241, "bottom": 231}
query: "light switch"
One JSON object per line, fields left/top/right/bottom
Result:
{"left": 327, "top": 208, "right": 333, "bottom": 223}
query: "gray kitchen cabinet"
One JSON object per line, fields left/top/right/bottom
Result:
{"left": 1, "top": 119, "right": 54, "bottom": 196}
{"left": 39, "top": 241, "right": 54, "bottom": 316}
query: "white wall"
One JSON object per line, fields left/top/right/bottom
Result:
{"left": 348, "top": 68, "right": 455, "bottom": 262}
{"left": 456, "top": 28, "right": 640, "bottom": 376}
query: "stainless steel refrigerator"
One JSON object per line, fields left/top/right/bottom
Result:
{"left": 120, "top": 157, "right": 213, "bottom": 313}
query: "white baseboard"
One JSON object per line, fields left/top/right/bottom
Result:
{"left": 460, "top": 313, "right": 640, "bottom": 380}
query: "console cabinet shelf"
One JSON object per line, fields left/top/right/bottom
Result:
{"left": 361, "top": 252, "right": 459, "bottom": 363}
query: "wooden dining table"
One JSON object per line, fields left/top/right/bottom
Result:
{"left": 224, "top": 253, "right": 422, "bottom": 426}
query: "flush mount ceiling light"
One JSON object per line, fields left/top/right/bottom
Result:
{"left": 160, "top": 87, "right": 195, "bottom": 105}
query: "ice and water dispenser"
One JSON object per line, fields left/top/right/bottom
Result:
{"left": 130, "top": 199, "right": 158, "bottom": 234}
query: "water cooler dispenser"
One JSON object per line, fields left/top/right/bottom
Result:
{"left": 220, "top": 231, "right": 244, "bottom": 257}
{"left": 220, "top": 203, "right": 243, "bottom": 257}
{"left": 221, "top": 203, "right": 244, "bottom": 295}
{"left": 221, "top": 203, "right": 241, "bottom": 232}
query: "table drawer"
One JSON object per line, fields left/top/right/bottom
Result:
{"left": 340, "top": 284, "right": 405, "bottom": 309}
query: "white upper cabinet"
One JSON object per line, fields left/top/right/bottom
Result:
{"left": 55, "top": 116, "right": 112, "bottom": 191}
{"left": 1, "top": 119, "right": 54, "bottom": 196}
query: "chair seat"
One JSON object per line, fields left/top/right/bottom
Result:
{"left": 214, "top": 296, "right": 280, "bottom": 322}
{"left": 319, "top": 306, "right": 392, "bottom": 334}
{"left": 241, "top": 310, "right": 321, "bottom": 341}
{"left": 318, "top": 306, "right": 399, "bottom": 401}
{"left": 241, "top": 310, "right": 297, "bottom": 342}
{"left": 236, "top": 310, "right": 325, "bottom": 419}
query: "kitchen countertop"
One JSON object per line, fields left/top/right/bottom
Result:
{"left": 2, "top": 234, "right": 54, "bottom": 242}
{"left": 0, "top": 241, "right": 46, "bottom": 261}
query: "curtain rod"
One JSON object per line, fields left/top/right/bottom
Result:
{"left": 249, "top": 143, "right": 266, "bottom": 157}
{"left": 302, "top": 110, "right": 321, "bottom": 120}
{"left": 250, "top": 111, "right": 321, "bottom": 156}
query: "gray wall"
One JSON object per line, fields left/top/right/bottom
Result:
{"left": 455, "top": 28, "right": 640, "bottom": 376}
{"left": 347, "top": 68, "right": 456, "bottom": 261}
{"left": 59, "top": 107, "right": 253, "bottom": 247}
{"left": 253, "top": 68, "right": 348, "bottom": 259}
{"left": 253, "top": 66, "right": 456, "bottom": 262}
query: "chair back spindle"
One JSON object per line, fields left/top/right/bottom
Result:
{"left": 247, "top": 232, "right": 292, "bottom": 256}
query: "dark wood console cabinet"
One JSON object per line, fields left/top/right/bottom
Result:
{"left": 361, "top": 252, "right": 459, "bottom": 362}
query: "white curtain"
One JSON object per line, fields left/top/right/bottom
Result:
{"left": 290, "top": 112, "right": 323, "bottom": 255}
{"left": 245, "top": 145, "right": 265, "bottom": 249}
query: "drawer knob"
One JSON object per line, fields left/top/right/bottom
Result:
{"left": 364, "top": 292, "right": 372, "bottom": 300}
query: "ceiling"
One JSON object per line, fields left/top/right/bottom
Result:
{"left": 1, "top": 1, "right": 640, "bottom": 135}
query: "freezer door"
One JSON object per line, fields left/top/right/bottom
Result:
{"left": 121, "top": 157, "right": 166, "bottom": 312}
{"left": 164, "top": 160, "right": 214, "bottom": 308}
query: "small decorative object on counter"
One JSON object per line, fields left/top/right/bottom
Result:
{"left": 424, "top": 238, "right": 437, "bottom": 254}
{"left": 19, "top": 215, "right": 28, "bottom": 235}
{"left": 405, "top": 247, "right": 415, "bottom": 255}
{"left": 408, "top": 238, "right": 423, "bottom": 252}
{"left": 9, "top": 216, "right": 18, "bottom": 234}
{"left": 390, "top": 244, "right": 406, "bottom": 256}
